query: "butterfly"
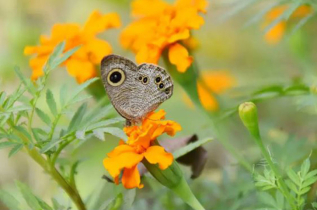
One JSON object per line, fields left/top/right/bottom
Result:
{"left": 100, "top": 54, "right": 173, "bottom": 126}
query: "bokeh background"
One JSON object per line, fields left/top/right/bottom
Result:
{"left": 1, "top": 0, "right": 317, "bottom": 209}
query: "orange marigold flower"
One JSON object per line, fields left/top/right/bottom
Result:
{"left": 103, "top": 110, "right": 181, "bottom": 189}
{"left": 24, "top": 11, "right": 121, "bottom": 83}
{"left": 120, "top": 0, "right": 208, "bottom": 73}
{"left": 184, "top": 71, "right": 236, "bottom": 111}
{"left": 264, "top": 5, "right": 313, "bottom": 45}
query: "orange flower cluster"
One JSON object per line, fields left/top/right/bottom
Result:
{"left": 103, "top": 110, "right": 181, "bottom": 189}
{"left": 184, "top": 71, "right": 236, "bottom": 111}
{"left": 120, "top": 0, "right": 208, "bottom": 73}
{"left": 264, "top": 5, "right": 313, "bottom": 44}
{"left": 24, "top": 11, "right": 121, "bottom": 83}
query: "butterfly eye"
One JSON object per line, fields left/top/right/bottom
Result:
{"left": 142, "top": 76, "right": 148, "bottom": 84}
{"left": 107, "top": 68, "right": 125, "bottom": 86}
{"left": 155, "top": 76, "right": 161, "bottom": 84}
{"left": 159, "top": 83, "right": 164, "bottom": 89}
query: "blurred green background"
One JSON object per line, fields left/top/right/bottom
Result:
{"left": 1, "top": 0, "right": 317, "bottom": 209}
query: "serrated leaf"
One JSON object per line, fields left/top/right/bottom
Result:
{"left": 299, "top": 186, "right": 310, "bottom": 195}
{"left": 67, "top": 103, "right": 87, "bottom": 133}
{"left": 68, "top": 94, "right": 92, "bottom": 106}
{"left": 173, "top": 137, "right": 213, "bottom": 159}
{"left": 14, "top": 126, "right": 32, "bottom": 141}
{"left": 36, "top": 197, "right": 53, "bottom": 210}
{"left": 16, "top": 181, "right": 42, "bottom": 210}
{"left": 14, "top": 66, "right": 36, "bottom": 95}
{"left": 32, "top": 128, "right": 42, "bottom": 142}
{"left": 0, "top": 142, "right": 19, "bottom": 149}
{"left": 40, "top": 139, "right": 63, "bottom": 153}
{"left": 287, "top": 169, "right": 300, "bottom": 186}
{"left": 94, "top": 127, "right": 127, "bottom": 141}
{"left": 35, "top": 108, "right": 51, "bottom": 126}
{"left": 302, "top": 176, "right": 317, "bottom": 188}
{"left": 0, "top": 190, "right": 20, "bottom": 210}
{"left": 8, "top": 144, "right": 24, "bottom": 157}
{"left": 301, "top": 158, "right": 310, "bottom": 178}
{"left": 60, "top": 84, "right": 68, "bottom": 108}
{"left": 286, "top": 179, "right": 299, "bottom": 194}
{"left": 51, "top": 46, "right": 80, "bottom": 69}
{"left": 93, "top": 129, "right": 105, "bottom": 141}
{"left": 86, "top": 117, "right": 124, "bottom": 131}
{"left": 304, "top": 169, "right": 317, "bottom": 180}
{"left": 76, "top": 130, "right": 86, "bottom": 140}
{"left": 3, "top": 105, "right": 31, "bottom": 114}
{"left": 0, "top": 91, "right": 6, "bottom": 106}
{"left": 68, "top": 78, "right": 99, "bottom": 104}
{"left": 261, "top": 185, "right": 275, "bottom": 191}
{"left": 46, "top": 89, "right": 58, "bottom": 116}
{"left": 45, "top": 42, "right": 66, "bottom": 71}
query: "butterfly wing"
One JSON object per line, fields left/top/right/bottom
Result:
{"left": 101, "top": 55, "right": 173, "bottom": 124}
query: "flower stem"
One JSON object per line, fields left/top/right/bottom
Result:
{"left": 171, "top": 176, "right": 205, "bottom": 210}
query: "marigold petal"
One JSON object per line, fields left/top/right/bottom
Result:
{"left": 291, "top": 5, "right": 313, "bottom": 18}
{"left": 175, "top": 0, "right": 208, "bottom": 13}
{"left": 132, "top": 0, "right": 170, "bottom": 16}
{"left": 122, "top": 165, "right": 144, "bottom": 189}
{"left": 83, "top": 11, "right": 121, "bottom": 37}
{"left": 84, "top": 38, "right": 112, "bottom": 64}
{"left": 51, "top": 23, "right": 81, "bottom": 42}
{"left": 103, "top": 149, "right": 143, "bottom": 179}
{"left": 197, "top": 82, "right": 218, "bottom": 111}
{"left": 167, "top": 29, "right": 190, "bottom": 44}
{"left": 65, "top": 59, "right": 96, "bottom": 83}
{"left": 144, "top": 146, "right": 173, "bottom": 170}
{"left": 168, "top": 43, "right": 193, "bottom": 73}
{"left": 265, "top": 21, "right": 286, "bottom": 45}
{"left": 107, "top": 144, "right": 135, "bottom": 158}
{"left": 202, "top": 71, "right": 236, "bottom": 94}
{"left": 136, "top": 45, "right": 161, "bottom": 64}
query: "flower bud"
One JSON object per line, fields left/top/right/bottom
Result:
{"left": 239, "top": 102, "right": 260, "bottom": 138}
{"left": 142, "top": 160, "right": 183, "bottom": 188}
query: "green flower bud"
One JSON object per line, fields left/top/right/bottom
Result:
{"left": 239, "top": 102, "right": 260, "bottom": 138}
{"left": 142, "top": 160, "right": 183, "bottom": 188}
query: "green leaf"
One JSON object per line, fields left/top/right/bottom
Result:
{"left": 93, "top": 129, "right": 105, "bottom": 141}
{"left": 68, "top": 94, "right": 92, "bottom": 106}
{"left": 45, "top": 41, "right": 66, "bottom": 71}
{"left": 52, "top": 46, "right": 81, "bottom": 69}
{"left": 257, "top": 192, "right": 276, "bottom": 207}
{"left": 286, "top": 179, "right": 299, "bottom": 194}
{"left": 301, "top": 158, "right": 310, "bottom": 178}
{"left": 60, "top": 84, "right": 68, "bottom": 108}
{"left": 275, "top": 191, "right": 284, "bottom": 209}
{"left": 0, "top": 91, "right": 6, "bottom": 106}
{"left": 14, "top": 66, "right": 36, "bottom": 95}
{"left": 16, "top": 181, "right": 42, "bottom": 210}
{"left": 35, "top": 108, "right": 51, "bottom": 126}
{"left": 219, "top": 0, "right": 259, "bottom": 22}
{"left": 0, "top": 190, "right": 20, "bottom": 210}
{"left": 32, "top": 128, "right": 42, "bottom": 142}
{"left": 94, "top": 127, "right": 127, "bottom": 141}
{"left": 289, "top": 13, "right": 314, "bottom": 36}
{"left": 40, "top": 139, "right": 63, "bottom": 153}
{"left": 67, "top": 103, "right": 88, "bottom": 133}
{"left": 173, "top": 137, "right": 213, "bottom": 159}
{"left": 75, "top": 130, "right": 86, "bottom": 140}
{"left": 36, "top": 197, "right": 53, "bottom": 210}
{"left": 302, "top": 176, "right": 317, "bottom": 188}
{"left": 287, "top": 169, "right": 300, "bottom": 186}
{"left": 14, "top": 126, "right": 32, "bottom": 141}
{"left": 299, "top": 186, "right": 311, "bottom": 195}
{"left": 122, "top": 189, "right": 136, "bottom": 209}
{"left": 304, "top": 169, "right": 317, "bottom": 180}
{"left": 86, "top": 117, "right": 125, "bottom": 131}
{"left": 8, "top": 144, "right": 24, "bottom": 157}
{"left": 46, "top": 89, "right": 58, "bottom": 116}
{"left": 2, "top": 105, "right": 31, "bottom": 114}
{"left": 68, "top": 78, "right": 99, "bottom": 104}
{"left": 0, "top": 142, "right": 19, "bottom": 149}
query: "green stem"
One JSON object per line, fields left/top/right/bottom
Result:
{"left": 51, "top": 138, "right": 74, "bottom": 164}
{"left": 252, "top": 133, "right": 297, "bottom": 210}
{"left": 171, "top": 177, "right": 205, "bottom": 210}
